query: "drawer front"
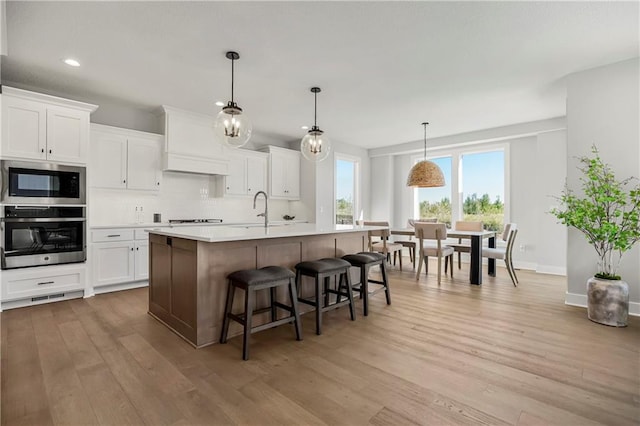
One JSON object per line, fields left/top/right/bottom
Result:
{"left": 134, "top": 229, "right": 149, "bottom": 240}
{"left": 92, "top": 228, "right": 134, "bottom": 243}
{"left": 2, "top": 269, "right": 85, "bottom": 301}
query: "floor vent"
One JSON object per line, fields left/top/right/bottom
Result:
{"left": 31, "top": 293, "right": 65, "bottom": 302}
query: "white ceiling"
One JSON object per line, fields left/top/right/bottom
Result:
{"left": 2, "top": 1, "right": 638, "bottom": 149}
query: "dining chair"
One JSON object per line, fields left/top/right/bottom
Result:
{"left": 362, "top": 221, "right": 403, "bottom": 270}
{"left": 393, "top": 218, "right": 437, "bottom": 268}
{"left": 447, "top": 221, "right": 484, "bottom": 269}
{"left": 414, "top": 222, "right": 454, "bottom": 284}
{"left": 482, "top": 223, "right": 519, "bottom": 286}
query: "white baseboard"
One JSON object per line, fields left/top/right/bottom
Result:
{"left": 513, "top": 260, "right": 536, "bottom": 271}
{"left": 536, "top": 265, "right": 567, "bottom": 275}
{"left": 565, "top": 292, "right": 640, "bottom": 317}
{"left": 1, "top": 290, "right": 84, "bottom": 311}
{"left": 92, "top": 280, "right": 149, "bottom": 296}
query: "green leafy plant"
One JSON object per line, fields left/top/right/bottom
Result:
{"left": 550, "top": 146, "right": 640, "bottom": 280}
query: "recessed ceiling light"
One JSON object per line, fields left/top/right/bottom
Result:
{"left": 63, "top": 58, "right": 80, "bottom": 67}
{"left": 215, "top": 101, "right": 225, "bottom": 107}
{"left": 301, "top": 125, "right": 309, "bottom": 130}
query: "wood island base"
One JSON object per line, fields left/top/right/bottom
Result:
{"left": 148, "top": 230, "right": 367, "bottom": 347}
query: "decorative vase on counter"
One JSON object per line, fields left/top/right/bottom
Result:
{"left": 587, "top": 277, "right": 629, "bottom": 327}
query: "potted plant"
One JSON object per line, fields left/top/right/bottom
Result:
{"left": 550, "top": 146, "right": 640, "bottom": 327}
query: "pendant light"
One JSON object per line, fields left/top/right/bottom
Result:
{"left": 406, "top": 122, "right": 445, "bottom": 187}
{"left": 213, "top": 51, "right": 252, "bottom": 148}
{"left": 300, "top": 87, "right": 332, "bottom": 162}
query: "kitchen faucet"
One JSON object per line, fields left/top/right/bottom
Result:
{"left": 253, "top": 191, "right": 269, "bottom": 228}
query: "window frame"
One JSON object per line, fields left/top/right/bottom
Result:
{"left": 411, "top": 142, "right": 510, "bottom": 226}
{"left": 334, "top": 152, "right": 361, "bottom": 226}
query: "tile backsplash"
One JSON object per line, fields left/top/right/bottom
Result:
{"left": 89, "top": 171, "right": 304, "bottom": 225}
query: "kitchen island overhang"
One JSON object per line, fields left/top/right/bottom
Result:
{"left": 147, "top": 223, "right": 383, "bottom": 347}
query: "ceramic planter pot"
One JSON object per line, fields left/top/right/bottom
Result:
{"left": 587, "top": 276, "right": 629, "bottom": 327}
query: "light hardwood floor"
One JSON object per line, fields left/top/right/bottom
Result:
{"left": 1, "top": 261, "right": 639, "bottom": 425}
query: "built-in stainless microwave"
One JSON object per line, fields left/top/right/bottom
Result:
{"left": 1, "top": 160, "right": 86, "bottom": 205}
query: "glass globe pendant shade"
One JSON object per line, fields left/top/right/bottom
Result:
{"left": 301, "top": 127, "right": 331, "bottom": 162}
{"left": 214, "top": 102, "right": 252, "bottom": 148}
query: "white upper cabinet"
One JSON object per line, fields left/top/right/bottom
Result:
{"left": 126, "top": 136, "right": 162, "bottom": 190}
{"left": 246, "top": 153, "right": 268, "bottom": 196}
{"left": 90, "top": 124, "right": 162, "bottom": 191}
{"left": 261, "top": 146, "right": 301, "bottom": 200}
{"left": 223, "top": 153, "right": 247, "bottom": 196}
{"left": 1, "top": 87, "right": 97, "bottom": 164}
{"left": 160, "top": 106, "right": 229, "bottom": 175}
{"left": 216, "top": 150, "right": 267, "bottom": 197}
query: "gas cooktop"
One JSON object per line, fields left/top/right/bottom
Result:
{"left": 168, "top": 219, "right": 223, "bottom": 224}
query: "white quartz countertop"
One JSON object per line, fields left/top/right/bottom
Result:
{"left": 146, "top": 223, "right": 382, "bottom": 243}
{"left": 90, "top": 220, "right": 305, "bottom": 229}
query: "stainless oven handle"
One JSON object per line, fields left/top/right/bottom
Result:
{"left": 0, "top": 217, "right": 86, "bottom": 223}
{"left": 12, "top": 206, "right": 52, "bottom": 210}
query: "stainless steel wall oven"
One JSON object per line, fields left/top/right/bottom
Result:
{"left": 1, "top": 206, "right": 86, "bottom": 269}
{"left": 1, "top": 160, "right": 86, "bottom": 205}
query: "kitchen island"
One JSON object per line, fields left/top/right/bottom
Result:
{"left": 147, "top": 223, "right": 376, "bottom": 347}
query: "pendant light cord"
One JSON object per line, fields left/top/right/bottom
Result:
{"left": 422, "top": 122, "right": 428, "bottom": 161}
{"left": 314, "top": 90, "right": 318, "bottom": 127}
{"left": 230, "top": 57, "right": 235, "bottom": 103}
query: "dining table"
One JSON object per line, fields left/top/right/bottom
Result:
{"left": 390, "top": 227, "right": 497, "bottom": 285}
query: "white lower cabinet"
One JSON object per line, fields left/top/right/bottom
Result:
{"left": 134, "top": 239, "right": 149, "bottom": 281}
{"left": 91, "top": 227, "right": 151, "bottom": 293}
{"left": 0, "top": 263, "right": 86, "bottom": 311}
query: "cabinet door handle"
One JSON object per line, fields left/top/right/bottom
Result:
{"left": 37, "top": 281, "right": 55, "bottom": 286}
{"left": 49, "top": 149, "right": 52, "bottom": 154}
{"left": 157, "top": 182, "right": 160, "bottom": 186}
{"left": 123, "top": 179, "right": 126, "bottom": 184}
{"left": 131, "top": 247, "right": 134, "bottom": 251}
{"left": 41, "top": 148, "right": 45, "bottom": 153}
{"left": 136, "top": 247, "right": 139, "bottom": 251}
{"left": 107, "top": 234, "right": 121, "bottom": 237}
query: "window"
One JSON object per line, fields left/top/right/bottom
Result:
{"left": 461, "top": 151, "right": 504, "bottom": 231}
{"left": 335, "top": 155, "right": 360, "bottom": 225}
{"left": 416, "top": 156, "right": 452, "bottom": 227}
{"left": 413, "top": 145, "right": 506, "bottom": 231}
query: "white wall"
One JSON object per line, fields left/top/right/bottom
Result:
{"left": 298, "top": 140, "right": 371, "bottom": 228}
{"left": 565, "top": 58, "right": 640, "bottom": 309}
{"left": 394, "top": 155, "right": 415, "bottom": 228}
{"left": 370, "top": 156, "right": 394, "bottom": 222}
{"left": 536, "top": 130, "right": 568, "bottom": 275}
{"left": 509, "top": 136, "right": 539, "bottom": 269}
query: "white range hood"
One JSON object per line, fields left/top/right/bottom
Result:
{"left": 160, "top": 105, "right": 229, "bottom": 176}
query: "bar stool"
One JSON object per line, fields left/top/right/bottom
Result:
{"left": 295, "top": 258, "right": 356, "bottom": 335}
{"left": 341, "top": 252, "right": 391, "bottom": 316}
{"left": 220, "top": 266, "right": 302, "bottom": 360}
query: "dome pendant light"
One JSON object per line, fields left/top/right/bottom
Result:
{"left": 406, "top": 122, "right": 445, "bottom": 187}
{"left": 213, "top": 51, "right": 252, "bottom": 148}
{"left": 300, "top": 87, "right": 332, "bottom": 162}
